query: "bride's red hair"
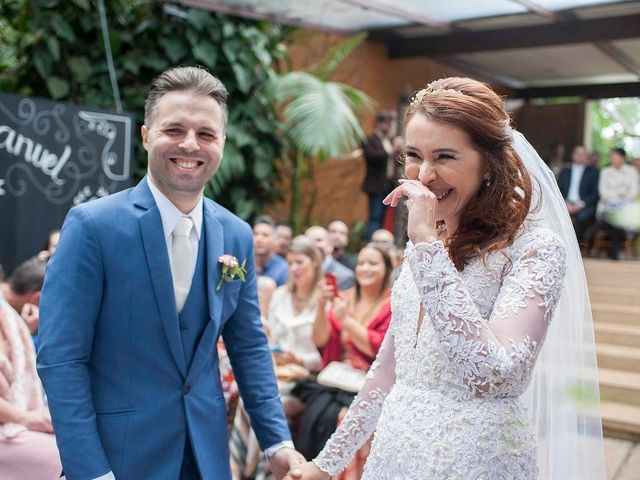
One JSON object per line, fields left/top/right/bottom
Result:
{"left": 405, "top": 77, "right": 532, "bottom": 270}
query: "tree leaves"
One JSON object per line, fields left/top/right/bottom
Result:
{"left": 46, "top": 76, "right": 69, "bottom": 98}
{"left": 158, "top": 37, "right": 188, "bottom": 64}
{"left": 4, "top": 0, "right": 286, "bottom": 220}
{"left": 67, "top": 56, "right": 92, "bottom": 81}
{"left": 192, "top": 40, "right": 217, "bottom": 68}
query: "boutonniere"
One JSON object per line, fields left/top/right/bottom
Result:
{"left": 216, "top": 255, "right": 247, "bottom": 291}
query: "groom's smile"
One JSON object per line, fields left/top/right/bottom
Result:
{"left": 141, "top": 89, "right": 226, "bottom": 212}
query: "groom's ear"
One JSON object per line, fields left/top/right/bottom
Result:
{"left": 141, "top": 125, "right": 150, "bottom": 151}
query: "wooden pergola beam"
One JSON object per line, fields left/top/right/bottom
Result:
{"left": 512, "top": 82, "right": 640, "bottom": 99}
{"left": 388, "top": 14, "right": 640, "bottom": 57}
{"left": 594, "top": 41, "right": 640, "bottom": 78}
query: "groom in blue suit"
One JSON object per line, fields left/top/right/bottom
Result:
{"left": 37, "top": 67, "right": 304, "bottom": 480}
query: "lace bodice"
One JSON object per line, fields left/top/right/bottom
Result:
{"left": 313, "top": 224, "right": 567, "bottom": 477}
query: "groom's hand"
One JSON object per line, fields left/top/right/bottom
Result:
{"left": 269, "top": 447, "right": 305, "bottom": 480}
{"left": 284, "top": 461, "right": 330, "bottom": 480}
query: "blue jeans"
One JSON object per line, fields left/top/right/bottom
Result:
{"left": 366, "top": 193, "right": 387, "bottom": 240}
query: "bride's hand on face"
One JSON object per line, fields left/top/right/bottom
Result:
{"left": 384, "top": 179, "right": 439, "bottom": 244}
{"left": 284, "top": 461, "right": 330, "bottom": 480}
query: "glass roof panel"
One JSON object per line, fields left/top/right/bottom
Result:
{"left": 368, "top": 0, "right": 527, "bottom": 22}
{"left": 199, "top": 0, "right": 411, "bottom": 30}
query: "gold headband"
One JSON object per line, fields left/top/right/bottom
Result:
{"left": 410, "top": 85, "right": 464, "bottom": 106}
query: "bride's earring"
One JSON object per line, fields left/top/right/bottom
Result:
{"left": 484, "top": 174, "right": 491, "bottom": 187}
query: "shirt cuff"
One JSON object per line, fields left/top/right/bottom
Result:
{"left": 264, "top": 440, "right": 295, "bottom": 458}
{"left": 91, "top": 472, "right": 115, "bottom": 480}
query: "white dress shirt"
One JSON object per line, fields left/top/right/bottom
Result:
{"left": 567, "top": 163, "right": 585, "bottom": 205}
{"left": 147, "top": 176, "right": 203, "bottom": 278}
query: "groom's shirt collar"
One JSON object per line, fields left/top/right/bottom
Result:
{"left": 147, "top": 176, "right": 203, "bottom": 242}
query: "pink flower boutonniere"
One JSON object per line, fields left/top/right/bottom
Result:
{"left": 216, "top": 255, "right": 247, "bottom": 291}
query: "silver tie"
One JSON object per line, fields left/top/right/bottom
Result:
{"left": 171, "top": 216, "right": 194, "bottom": 312}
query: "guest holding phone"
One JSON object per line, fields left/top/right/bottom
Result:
{"left": 291, "top": 245, "right": 392, "bottom": 480}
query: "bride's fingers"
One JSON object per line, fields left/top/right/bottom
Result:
{"left": 383, "top": 185, "right": 405, "bottom": 207}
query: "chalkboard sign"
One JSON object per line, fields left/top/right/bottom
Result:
{"left": 0, "top": 93, "right": 134, "bottom": 274}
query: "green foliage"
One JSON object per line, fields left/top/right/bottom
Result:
{"left": 267, "top": 34, "right": 372, "bottom": 233}
{"left": 0, "top": 0, "right": 289, "bottom": 220}
{"left": 589, "top": 98, "right": 640, "bottom": 164}
{"left": 268, "top": 71, "right": 370, "bottom": 161}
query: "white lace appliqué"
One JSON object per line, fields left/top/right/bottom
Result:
{"left": 313, "top": 225, "right": 567, "bottom": 479}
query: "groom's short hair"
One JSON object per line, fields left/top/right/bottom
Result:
{"left": 144, "top": 66, "right": 228, "bottom": 130}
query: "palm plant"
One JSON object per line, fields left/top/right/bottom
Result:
{"left": 268, "top": 33, "right": 373, "bottom": 233}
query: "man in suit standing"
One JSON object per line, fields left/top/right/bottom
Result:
{"left": 37, "top": 67, "right": 304, "bottom": 480}
{"left": 558, "top": 145, "right": 600, "bottom": 243}
{"left": 362, "top": 112, "right": 394, "bottom": 240}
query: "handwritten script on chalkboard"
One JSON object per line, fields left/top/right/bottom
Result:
{"left": 0, "top": 93, "right": 133, "bottom": 273}
{"left": 0, "top": 93, "right": 132, "bottom": 205}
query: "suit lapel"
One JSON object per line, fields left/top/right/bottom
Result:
{"left": 186, "top": 200, "right": 224, "bottom": 382}
{"left": 134, "top": 178, "right": 187, "bottom": 378}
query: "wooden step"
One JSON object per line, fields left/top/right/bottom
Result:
{"left": 594, "top": 323, "right": 640, "bottom": 348}
{"left": 599, "top": 368, "right": 640, "bottom": 406}
{"left": 584, "top": 258, "right": 640, "bottom": 273}
{"left": 597, "top": 344, "right": 640, "bottom": 373}
{"left": 589, "top": 287, "right": 640, "bottom": 307}
{"left": 585, "top": 267, "right": 639, "bottom": 287}
{"left": 601, "top": 401, "right": 640, "bottom": 441}
{"left": 591, "top": 304, "right": 640, "bottom": 326}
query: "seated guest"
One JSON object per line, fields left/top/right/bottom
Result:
{"left": 2, "top": 257, "right": 46, "bottom": 351}
{"left": 328, "top": 220, "right": 356, "bottom": 271}
{"left": 275, "top": 222, "right": 293, "bottom": 258}
{"left": 293, "top": 245, "right": 393, "bottom": 479}
{"left": 558, "top": 145, "right": 600, "bottom": 243}
{"left": 253, "top": 215, "right": 288, "bottom": 286}
{"left": 37, "top": 229, "right": 60, "bottom": 262}
{"left": 0, "top": 298, "right": 61, "bottom": 480}
{"left": 256, "top": 275, "right": 277, "bottom": 322}
{"left": 305, "top": 226, "right": 355, "bottom": 291}
{"left": 230, "top": 236, "right": 324, "bottom": 479}
{"left": 585, "top": 147, "right": 639, "bottom": 259}
{"left": 268, "top": 236, "right": 323, "bottom": 374}
{"left": 370, "top": 228, "right": 395, "bottom": 250}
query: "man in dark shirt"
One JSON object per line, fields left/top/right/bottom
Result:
{"left": 558, "top": 145, "right": 600, "bottom": 243}
{"left": 362, "top": 112, "right": 394, "bottom": 240}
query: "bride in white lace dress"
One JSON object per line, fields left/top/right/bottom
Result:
{"left": 287, "top": 78, "right": 604, "bottom": 480}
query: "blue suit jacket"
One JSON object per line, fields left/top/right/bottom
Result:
{"left": 37, "top": 178, "right": 291, "bottom": 480}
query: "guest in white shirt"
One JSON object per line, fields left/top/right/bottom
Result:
{"left": 267, "top": 236, "right": 323, "bottom": 373}
{"left": 585, "top": 147, "right": 639, "bottom": 259}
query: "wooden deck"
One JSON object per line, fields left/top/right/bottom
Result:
{"left": 585, "top": 258, "right": 640, "bottom": 479}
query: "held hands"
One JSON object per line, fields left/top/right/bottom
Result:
{"left": 269, "top": 447, "right": 305, "bottom": 480}
{"left": 284, "top": 461, "right": 330, "bottom": 480}
{"left": 383, "top": 179, "right": 439, "bottom": 244}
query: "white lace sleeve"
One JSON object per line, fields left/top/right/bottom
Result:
{"left": 312, "top": 329, "right": 396, "bottom": 476}
{"left": 408, "top": 231, "right": 566, "bottom": 397}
